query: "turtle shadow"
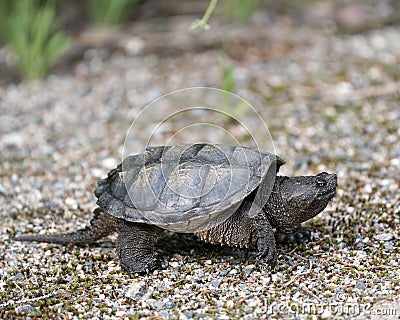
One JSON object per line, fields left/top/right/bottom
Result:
{"left": 160, "top": 231, "right": 252, "bottom": 262}
{"left": 90, "top": 231, "right": 255, "bottom": 265}
{"left": 90, "top": 231, "right": 243, "bottom": 256}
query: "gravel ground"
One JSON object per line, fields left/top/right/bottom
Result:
{"left": 1, "top": 1, "right": 399, "bottom": 319}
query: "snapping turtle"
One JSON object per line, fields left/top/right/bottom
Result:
{"left": 14, "top": 144, "right": 337, "bottom": 273}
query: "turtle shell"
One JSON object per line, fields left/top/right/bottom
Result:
{"left": 95, "top": 144, "right": 285, "bottom": 232}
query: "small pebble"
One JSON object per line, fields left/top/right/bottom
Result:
{"left": 374, "top": 233, "right": 394, "bottom": 241}
{"left": 65, "top": 275, "right": 74, "bottom": 282}
{"left": 125, "top": 280, "right": 150, "bottom": 302}
{"left": 12, "top": 273, "right": 24, "bottom": 281}
{"left": 101, "top": 158, "right": 118, "bottom": 169}
{"left": 355, "top": 281, "right": 366, "bottom": 290}
{"left": 211, "top": 279, "right": 223, "bottom": 288}
{"left": 158, "top": 310, "right": 170, "bottom": 318}
{"left": 219, "top": 270, "right": 229, "bottom": 276}
{"left": 64, "top": 198, "right": 77, "bottom": 207}
{"left": 153, "top": 300, "right": 166, "bottom": 309}
{"left": 115, "top": 310, "right": 125, "bottom": 317}
{"left": 321, "top": 309, "right": 332, "bottom": 319}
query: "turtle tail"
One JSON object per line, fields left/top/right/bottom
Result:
{"left": 13, "top": 208, "right": 117, "bottom": 245}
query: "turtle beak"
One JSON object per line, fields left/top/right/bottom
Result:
{"left": 316, "top": 172, "right": 337, "bottom": 203}
{"left": 327, "top": 173, "right": 338, "bottom": 194}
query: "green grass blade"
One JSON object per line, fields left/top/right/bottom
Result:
{"left": 0, "top": 0, "right": 72, "bottom": 79}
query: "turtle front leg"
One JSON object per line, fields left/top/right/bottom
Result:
{"left": 117, "top": 220, "right": 163, "bottom": 274}
{"left": 275, "top": 227, "right": 311, "bottom": 244}
{"left": 253, "top": 212, "right": 277, "bottom": 268}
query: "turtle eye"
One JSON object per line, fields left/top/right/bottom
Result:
{"left": 316, "top": 178, "right": 326, "bottom": 187}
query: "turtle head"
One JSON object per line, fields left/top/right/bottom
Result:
{"left": 281, "top": 172, "right": 337, "bottom": 224}
{"left": 266, "top": 172, "right": 337, "bottom": 228}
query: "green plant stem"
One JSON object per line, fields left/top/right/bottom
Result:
{"left": 190, "top": 0, "right": 218, "bottom": 30}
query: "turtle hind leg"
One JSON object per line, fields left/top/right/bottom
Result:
{"left": 13, "top": 208, "right": 117, "bottom": 245}
{"left": 117, "top": 220, "right": 163, "bottom": 274}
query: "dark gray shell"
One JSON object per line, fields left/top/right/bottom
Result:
{"left": 95, "top": 144, "right": 285, "bottom": 232}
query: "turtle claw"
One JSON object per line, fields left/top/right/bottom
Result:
{"left": 263, "top": 252, "right": 277, "bottom": 269}
{"left": 256, "top": 241, "right": 277, "bottom": 268}
{"left": 120, "top": 252, "right": 160, "bottom": 274}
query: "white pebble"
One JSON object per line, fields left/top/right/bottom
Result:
{"left": 124, "top": 36, "right": 145, "bottom": 55}
{"left": 390, "top": 158, "right": 400, "bottom": 167}
{"left": 65, "top": 197, "right": 77, "bottom": 207}
{"left": 362, "top": 237, "right": 370, "bottom": 243}
{"left": 91, "top": 168, "right": 104, "bottom": 178}
{"left": 226, "top": 300, "right": 234, "bottom": 308}
{"left": 364, "top": 184, "right": 373, "bottom": 193}
{"left": 321, "top": 309, "right": 332, "bottom": 319}
{"left": 1, "top": 132, "right": 25, "bottom": 147}
{"left": 374, "top": 233, "right": 393, "bottom": 241}
{"left": 115, "top": 310, "right": 125, "bottom": 317}
{"left": 101, "top": 157, "right": 119, "bottom": 169}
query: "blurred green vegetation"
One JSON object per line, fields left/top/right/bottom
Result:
{"left": 221, "top": 66, "right": 235, "bottom": 93}
{"left": 89, "top": 0, "right": 141, "bottom": 26}
{"left": 192, "top": 0, "right": 263, "bottom": 30}
{"left": 0, "top": 0, "right": 71, "bottom": 79}
{"left": 218, "top": 60, "right": 249, "bottom": 119}
{"left": 0, "top": 0, "right": 141, "bottom": 79}
{"left": 0, "top": 0, "right": 323, "bottom": 80}
{"left": 221, "top": 0, "right": 263, "bottom": 22}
